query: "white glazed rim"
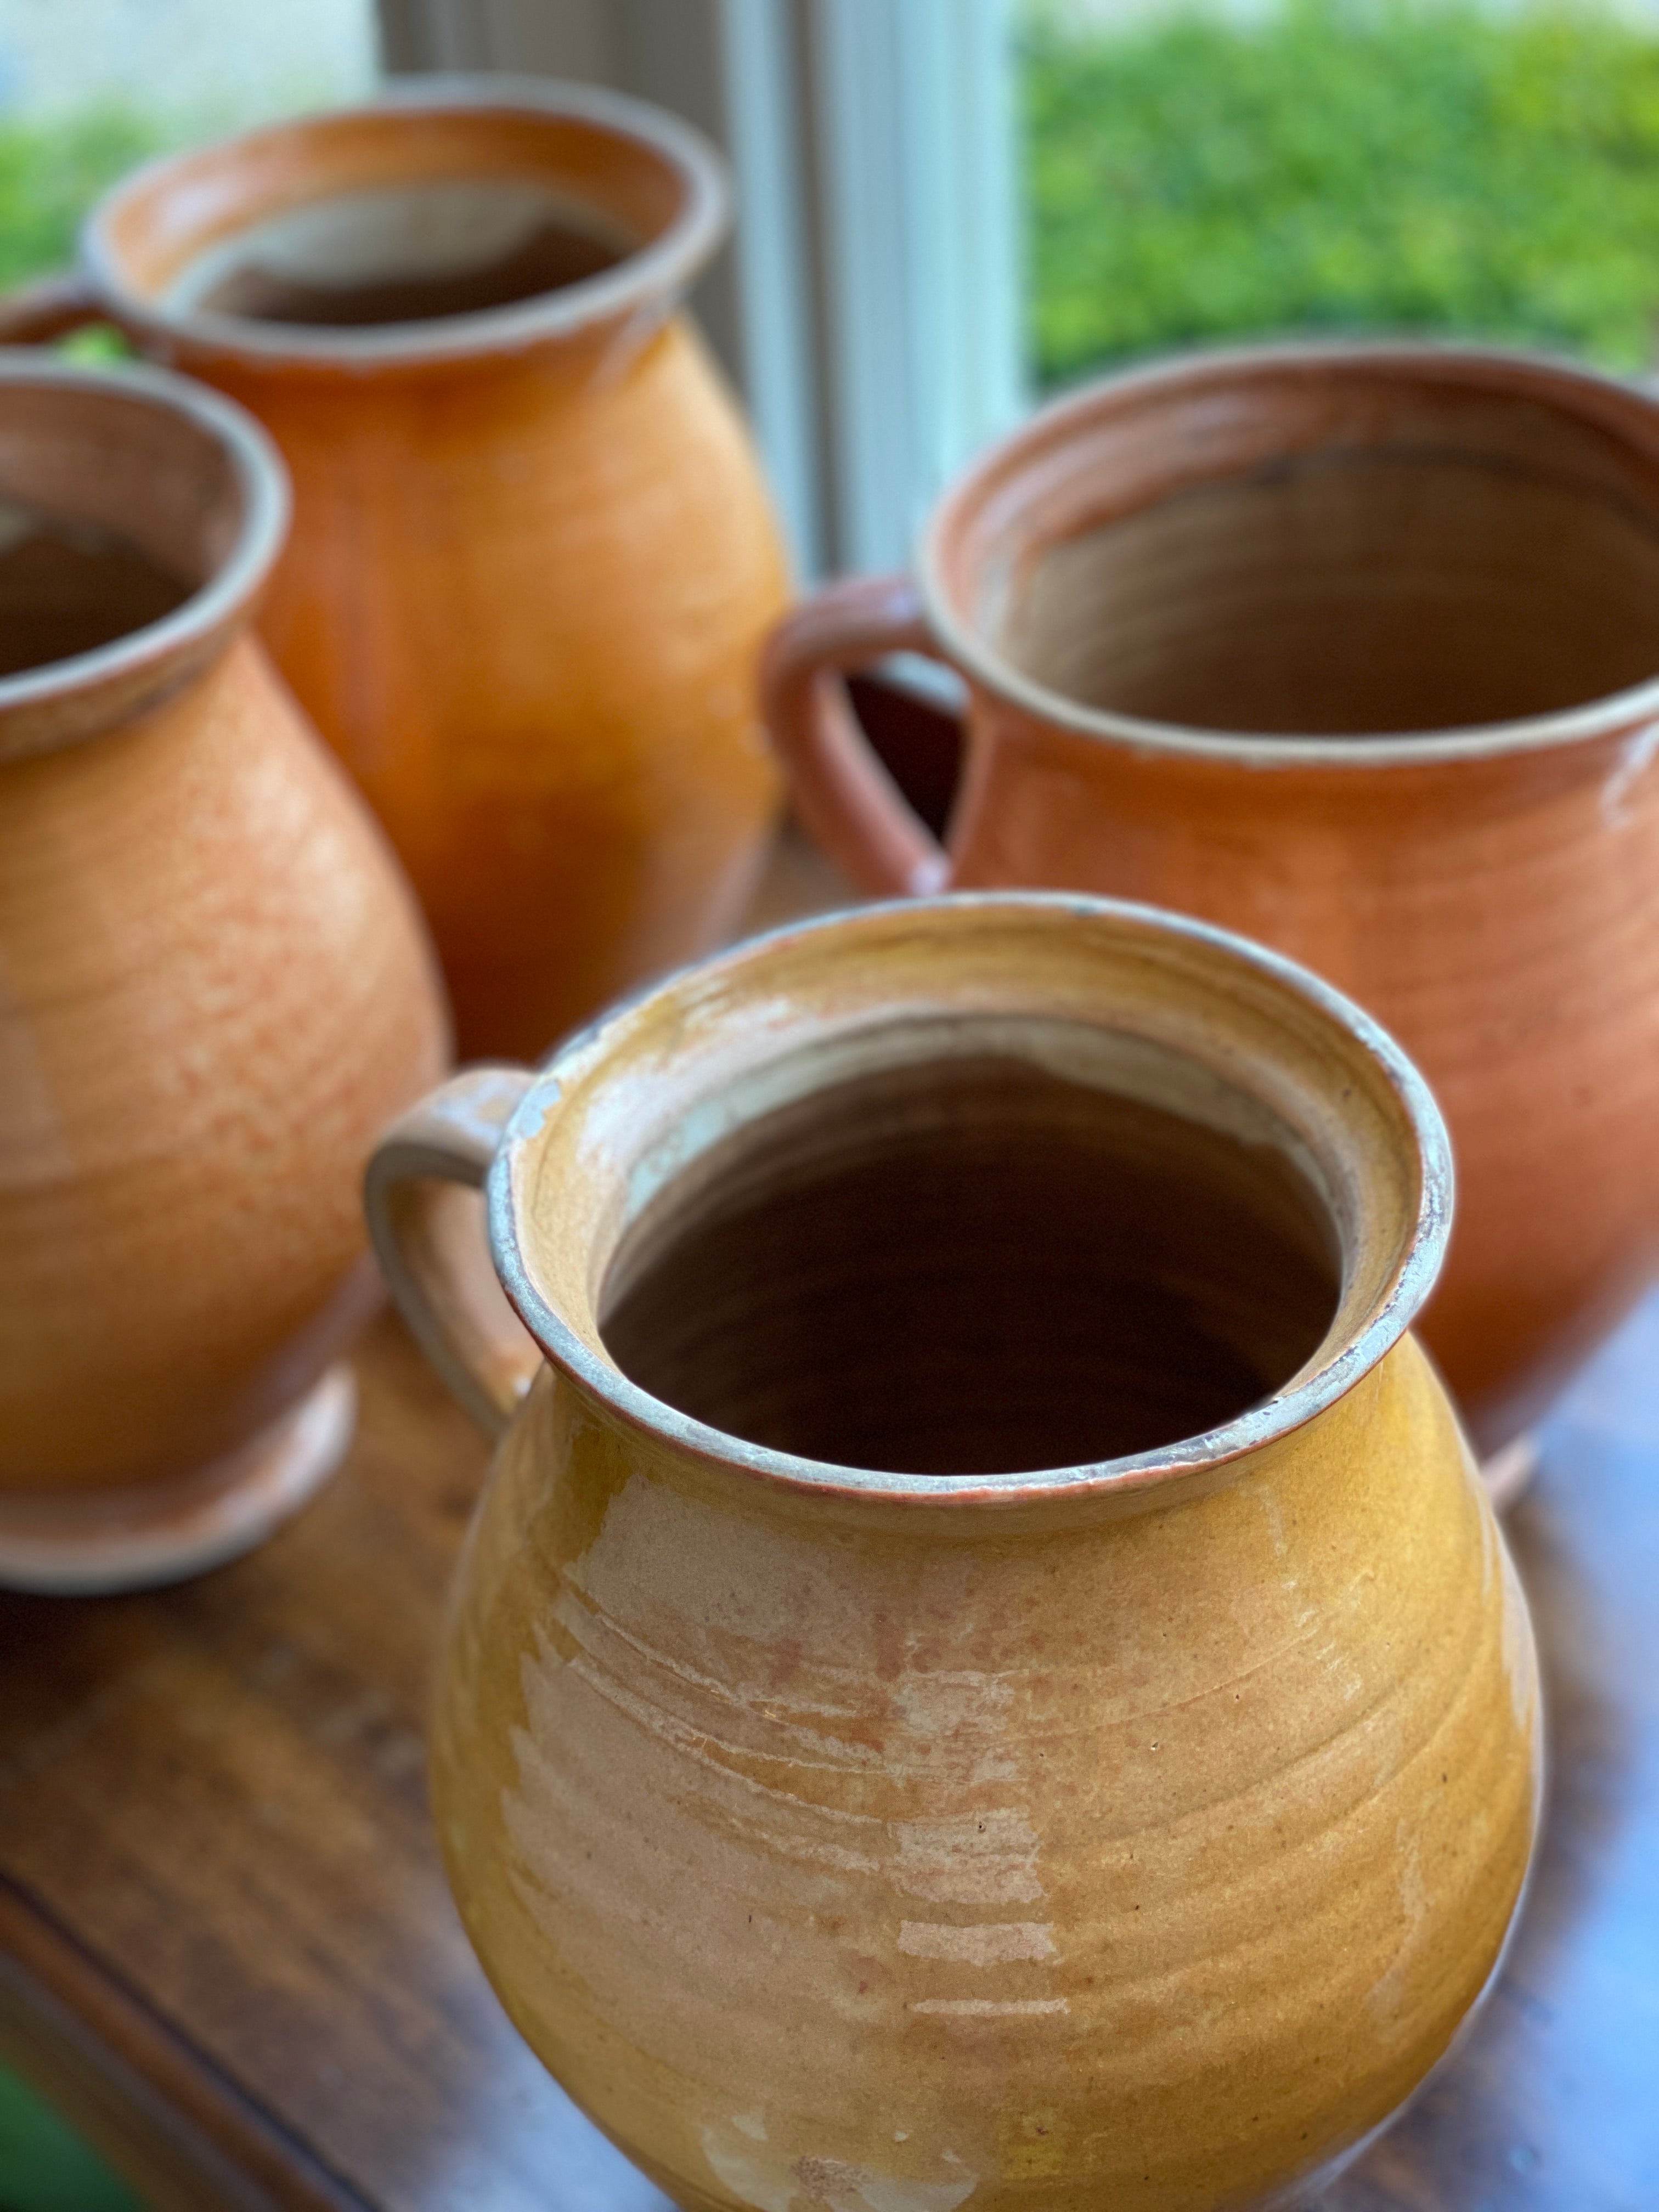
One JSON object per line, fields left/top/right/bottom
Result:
{"left": 81, "top": 75, "right": 731, "bottom": 369}
{"left": 486, "top": 893, "right": 1455, "bottom": 1506}
{"left": 920, "top": 336, "right": 1659, "bottom": 770}
{"left": 0, "top": 352, "right": 288, "bottom": 718}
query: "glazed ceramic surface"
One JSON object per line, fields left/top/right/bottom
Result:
{"left": 0, "top": 357, "right": 447, "bottom": 1586}
{"left": 38, "top": 78, "right": 787, "bottom": 1061}
{"left": 759, "top": 345, "right": 1659, "bottom": 1455}
{"left": 368, "top": 896, "right": 1541, "bottom": 2212}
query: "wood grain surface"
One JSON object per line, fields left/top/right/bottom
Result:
{"left": 3, "top": 1283, "right": 1656, "bottom": 2212}
{"left": 0, "top": 836, "right": 1654, "bottom": 2210}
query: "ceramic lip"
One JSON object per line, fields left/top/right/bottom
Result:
{"left": 486, "top": 892, "right": 1455, "bottom": 1506}
{"left": 81, "top": 75, "right": 731, "bottom": 370}
{"left": 0, "top": 353, "right": 288, "bottom": 741}
{"left": 921, "top": 336, "right": 1659, "bottom": 770}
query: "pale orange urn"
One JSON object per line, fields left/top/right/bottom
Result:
{"left": 38, "top": 78, "right": 789, "bottom": 1061}
{"left": 761, "top": 344, "right": 1659, "bottom": 1464}
{"left": 368, "top": 895, "right": 1541, "bottom": 2212}
{"left": 0, "top": 357, "right": 447, "bottom": 1590}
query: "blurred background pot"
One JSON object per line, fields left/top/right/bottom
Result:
{"left": 12, "top": 77, "right": 789, "bottom": 1063}
{"left": 761, "top": 345, "right": 1659, "bottom": 1468}
{"left": 0, "top": 356, "right": 447, "bottom": 1592}
{"left": 368, "top": 895, "right": 1540, "bottom": 2212}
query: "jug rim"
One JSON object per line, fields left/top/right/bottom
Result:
{"left": 0, "top": 354, "right": 288, "bottom": 761}
{"left": 80, "top": 75, "right": 730, "bottom": 373}
{"left": 484, "top": 893, "right": 1455, "bottom": 1506}
{"left": 922, "top": 336, "right": 1659, "bottom": 771}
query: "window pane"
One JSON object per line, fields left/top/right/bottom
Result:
{"left": 0, "top": 0, "right": 378, "bottom": 287}
{"left": 1023, "top": 0, "right": 1659, "bottom": 387}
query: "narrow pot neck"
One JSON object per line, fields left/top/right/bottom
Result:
{"left": 0, "top": 359, "right": 286, "bottom": 764}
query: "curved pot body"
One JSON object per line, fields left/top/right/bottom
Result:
{"left": 76, "top": 80, "right": 789, "bottom": 1061}
{"left": 759, "top": 346, "right": 1659, "bottom": 1454}
{"left": 0, "top": 359, "right": 447, "bottom": 1575}
{"left": 368, "top": 896, "right": 1542, "bottom": 2211}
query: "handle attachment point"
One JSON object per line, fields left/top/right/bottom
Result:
{"left": 760, "top": 572, "right": 960, "bottom": 898}
{"left": 365, "top": 1065, "right": 539, "bottom": 1440}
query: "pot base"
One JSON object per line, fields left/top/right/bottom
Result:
{"left": 1481, "top": 1430, "right": 1540, "bottom": 1514}
{"left": 0, "top": 1363, "right": 356, "bottom": 1594}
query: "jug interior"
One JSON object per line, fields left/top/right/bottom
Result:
{"left": 168, "top": 179, "right": 634, "bottom": 329}
{"left": 1002, "top": 435, "right": 1659, "bottom": 736}
{"left": 0, "top": 501, "right": 190, "bottom": 677}
{"left": 0, "top": 375, "right": 253, "bottom": 687}
{"left": 600, "top": 1049, "right": 1340, "bottom": 1475}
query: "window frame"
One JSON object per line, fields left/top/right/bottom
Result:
{"left": 375, "top": 0, "right": 1026, "bottom": 580}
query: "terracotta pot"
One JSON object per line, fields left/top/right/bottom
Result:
{"left": 10, "top": 78, "right": 789, "bottom": 1062}
{"left": 367, "top": 894, "right": 1540, "bottom": 2212}
{"left": 0, "top": 356, "right": 447, "bottom": 1592}
{"left": 760, "top": 344, "right": 1659, "bottom": 1463}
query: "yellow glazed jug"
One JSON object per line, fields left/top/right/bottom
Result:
{"left": 368, "top": 896, "right": 1540, "bottom": 2211}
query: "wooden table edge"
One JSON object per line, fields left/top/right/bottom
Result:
{"left": 0, "top": 1873, "right": 365, "bottom": 2212}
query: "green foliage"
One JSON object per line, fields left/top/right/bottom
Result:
{"left": 0, "top": 108, "right": 159, "bottom": 292}
{"left": 1024, "top": 0, "right": 1659, "bottom": 385}
{"left": 58, "top": 323, "right": 135, "bottom": 364}
{"left": 0, "top": 2062, "right": 143, "bottom": 2212}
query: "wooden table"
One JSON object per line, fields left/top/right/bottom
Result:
{"left": 2, "top": 855, "right": 1656, "bottom": 2210}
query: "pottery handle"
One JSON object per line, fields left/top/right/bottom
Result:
{"left": 0, "top": 272, "right": 104, "bottom": 345}
{"left": 759, "top": 572, "right": 957, "bottom": 896}
{"left": 364, "top": 1066, "right": 542, "bottom": 1441}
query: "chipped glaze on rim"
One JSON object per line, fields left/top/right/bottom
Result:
{"left": 81, "top": 75, "right": 730, "bottom": 371}
{"left": 919, "top": 337, "right": 1659, "bottom": 770}
{"left": 484, "top": 893, "right": 1455, "bottom": 1507}
{"left": 0, "top": 353, "right": 288, "bottom": 743}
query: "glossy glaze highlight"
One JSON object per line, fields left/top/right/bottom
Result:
{"left": 369, "top": 896, "right": 1541, "bottom": 2211}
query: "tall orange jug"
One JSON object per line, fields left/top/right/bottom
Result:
{"left": 8, "top": 80, "right": 789, "bottom": 1060}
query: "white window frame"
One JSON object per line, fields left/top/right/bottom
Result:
{"left": 375, "top": 0, "right": 1026, "bottom": 581}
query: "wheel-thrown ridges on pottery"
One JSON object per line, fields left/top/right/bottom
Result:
{"left": 73, "top": 81, "right": 790, "bottom": 1062}
{"left": 435, "top": 1339, "right": 1537, "bottom": 2212}
{"left": 230, "top": 314, "right": 787, "bottom": 1063}
{"left": 370, "top": 895, "right": 1543, "bottom": 2211}
{"left": 945, "top": 713, "right": 1659, "bottom": 1462}
{"left": 0, "top": 641, "right": 443, "bottom": 1491}
{"left": 0, "top": 357, "right": 448, "bottom": 1585}
{"left": 760, "top": 344, "right": 1659, "bottom": 1458}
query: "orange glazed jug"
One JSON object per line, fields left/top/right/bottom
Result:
{"left": 31, "top": 80, "right": 789, "bottom": 1060}
{"left": 761, "top": 345, "right": 1659, "bottom": 1470}
{"left": 0, "top": 357, "right": 447, "bottom": 1592}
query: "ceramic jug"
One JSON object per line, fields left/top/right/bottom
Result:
{"left": 0, "top": 356, "right": 447, "bottom": 1593}
{"left": 367, "top": 894, "right": 1541, "bottom": 2212}
{"left": 3, "top": 78, "right": 789, "bottom": 1062}
{"left": 760, "top": 343, "right": 1659, "bottom": 1475}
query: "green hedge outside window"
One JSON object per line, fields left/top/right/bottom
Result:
{"left": 1025, "top": 0, "right": 1659, "bottom": 386}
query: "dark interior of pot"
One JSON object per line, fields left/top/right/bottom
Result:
{"left": 104, "top": 108, "right": 679, "bottom": 331}
{"left": 0, "top": 383, "right": 236, "bottom": 679}
{"left": 1001, "top": 425, "right": 1659, "bottom": 737}
{"left": 600, "top": 1052, "right": 1340, "bottom": 1475}
{"left": 0, "top": 508, "right": 190, "bottom": 678}
{"left": 169, "top": 178, "right": 633, "bottom": 329}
